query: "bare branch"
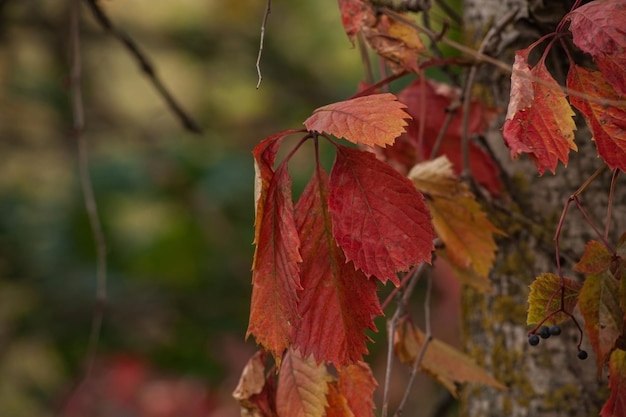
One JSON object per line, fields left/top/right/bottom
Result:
{"left": 82, "top": 0, "right": 202, "bottom": 133}
{"left": 393, "top": 271, "right": 433, "bottom": 417}
{"left": 256, "top": 0, "right": 271, "bottom": 89}
{"left": 381, "top": 8, "right": 626, "bottom": 107}
{"left": 71, "top": 0, "right": 108, "bottom": 381}
{"left": 460, "top": 7, "right": 520, "bottom": 176}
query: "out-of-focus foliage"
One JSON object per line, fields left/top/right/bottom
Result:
{"left": 0, "top": 1, "right": 361, "bottom": 415}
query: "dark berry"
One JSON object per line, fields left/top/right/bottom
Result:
{"left": 578, "top": 350, "right": 588, "bottom": 360}
{"left": 539, "top": 326, "right": 551, "bottom": 339}
{"left": 549, "top": 325, "right": 562, "bottom": 336}
{"left": 528, "top": 334, "right": 540, "bottom": 346}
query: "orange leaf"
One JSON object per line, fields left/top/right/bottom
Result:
{"left": 566, "top": 0, "right": 626, "bottom": 95}
{"left": 574, "top": 240, "right": 613, "bottom": 275}
{"left": 276, "top": 349, "right": 330, "bottom": 417}
{"left": 409, "top": 156, "right": 502, "bottom": 283}
{"left": 502, "top": 49, "right": 577, "bottom": 174}
{"left": 293, "top": 167, "right": 382, "bottom": 367}
{"left": 601, "top": 349, "right": 626, "bottom": 417}
{"left": 527, "top": 273, "right": 581, "bottom": 326}
{"left": 247, "top": 162, "right": 303, "bottom": 363}
{"left": 337, "top": 362, "right": 377, "bottom": 417}
{"left": 393, "top": 320, "right": 506, "bottom": 397}
{"left": 362, "top": 12, "right": 424, "bottom": 73}
{"left": 579, "top": 270, "right": 624, "bottom": 371}
{"left": 567, "top": 65, "right": 626, "bottom": 172}
{"left": 329, "top": 146, "right": 435, "bottom": 284}
{"left": 303, "top": 93, "right": 410, "bottom": 148}
{"left": 325, "top": 384, "right": 355, "bottom": 417}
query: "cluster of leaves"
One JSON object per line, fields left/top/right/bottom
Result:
{"left": 505, "top": 1, "right": 626, "bottom": 416}
{"left": 234, "top": 1, "right": 509, "bottom": 414}
{"left": 235, "top": 0, "right": 626, "bottom": 416}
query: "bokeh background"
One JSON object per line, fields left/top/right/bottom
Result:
{"left": 0, "top": 1, "right": 461, "bottom": 416}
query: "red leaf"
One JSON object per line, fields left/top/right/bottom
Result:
{"left": 579, "top": 270, "right": 624, "bottom": 371}
{"left": 329, "top": 146, "right": 435, "bottom": 284}
{"left": 303, "top": 94, "right": 410, "bottom": 148}
{"left": 566, "top": 0, "right": 626, "bottom": 95}
{"left": 393, "top": 79, "right": 501, "bottom": 195}
{"left": 253, "top": 129, "right": 303, "bottom": 268}
{"left": 293, "top": 168, "right": 382, "bottom": 367}
{"left": 502, "top": 49, "right": 577, "bottom": 174}
{"left": 337, "top": 0, "right": 366, "bottom": 44}
{"left": 601, "top": 349, "right": 626, "bottom": 417}
{"left": 567, "top": 65, "right": 626, "bottom": 172}
{"left": 276, "top": 349, "right": 330, "bottom": 417}
{"left": 247, "top": 162, "right": 303, "bottom": 363}
{"left": 337, "top": 362, "right": 377, "bottom": 417}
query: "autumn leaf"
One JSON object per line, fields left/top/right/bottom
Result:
{"left": 337, "top": 362, "right": 377, "bottom": 417}
{"left": 253, "top": 129, "right": 303, "bottom": 268}
{"left": 247, "top": 162, "right": 303, "bottom": 363}
{"left": 329, "top": 145, "right": 435, "bottom": 284}
{"left": 502, "top": 49, "right": 577, "bottom": 174}
{"left": 361, "top": 12, "right": 424, "bottom": 73}
{"left": 303, "top": 93, "right": 410, "bottom": 148}
{"left": 233, "top": 350, "right": 277, "bottom": 417}
{"left": 574, "top": 240, "right": 613, "bottom": 275}
{"left": 527, "top": 273, "right": 581, "bottom": 326}
{"left": 573, "top": 238, "right": 626, "bottom": 369}
{"left": 408, "top": 156, "right": 502, "bottom": 283}
{"left": 393, "top": 79, "right": 501, "bottom": 195}
{"left": 566, "top": 0, "right": 626, "bottom": 95}
{"left": 601, "top": 349, "right": 626, "bottom": 417}
{"left": 293, "top": 167, "right": 382, "bottom": 367}
{"left": 393, "top": 319, "right": 506, "bottom": 397}
{"left": 337, "top": 0, "right": 367, "bottom": 44}
{"left": 579, "top": 270, "right": 624, "bottom": 371}
{"left": 567, "top": 65, "right": 626, "bottom": 172}
{"left": 325, "top": 384, "right": 354, "bottom": 417}
{"left": 276, "top": 349, "right": 330, "bottom": 417}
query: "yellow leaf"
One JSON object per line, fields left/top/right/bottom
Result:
{"left": 276, "top": 349, "right": 330, "bottom": 417}
{"left": 408, "top": 156, "right": 502, "bottom": 282}
{"left": 393, "top": 319, "right": 506, "bottom": 397}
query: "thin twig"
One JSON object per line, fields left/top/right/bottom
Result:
{"left": 82, "top": 0, "right": 202, "bottom": 133}
{"left": 605, "top": 169, "right": 619, "bottom": 240}
{"left": 460, "top": 7, "right": 520, "bottom": 176}
{"left": 71, "top": 0, "right": 108, "bottom": 380}
{"left": 381, "top": 8, "right": 626, "bottom": 108}
{"left": 256, "top": 0, "right": 271, "bottom": 89}
{"left": 393, "top": 272, "right": 433, "bottom": 417}
{"left": 381, "top": 262, "right": 428, "bottom": 417}
{"left": 54, "top": 3, "right": 110, "bottom": 414}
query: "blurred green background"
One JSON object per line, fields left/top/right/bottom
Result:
{"left": 0, "top": 1, "right": 464, "bottom": 416}
{"left": 0, "top": 1, "right": 363, "bottom": 415}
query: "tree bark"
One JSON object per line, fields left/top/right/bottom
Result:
{"left": 461, "top": 1, "right": 625, "bottom": 416}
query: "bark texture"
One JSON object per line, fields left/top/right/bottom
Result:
{"left": 461, "top": 1, "right": 626, "bottom": 416}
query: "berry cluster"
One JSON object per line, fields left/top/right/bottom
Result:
{"left": 527, "top": 325, "right": 587, "bottom": 360}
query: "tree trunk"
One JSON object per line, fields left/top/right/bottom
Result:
{"left": 461, "top": 1, "right": 625, "bottom": 416}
